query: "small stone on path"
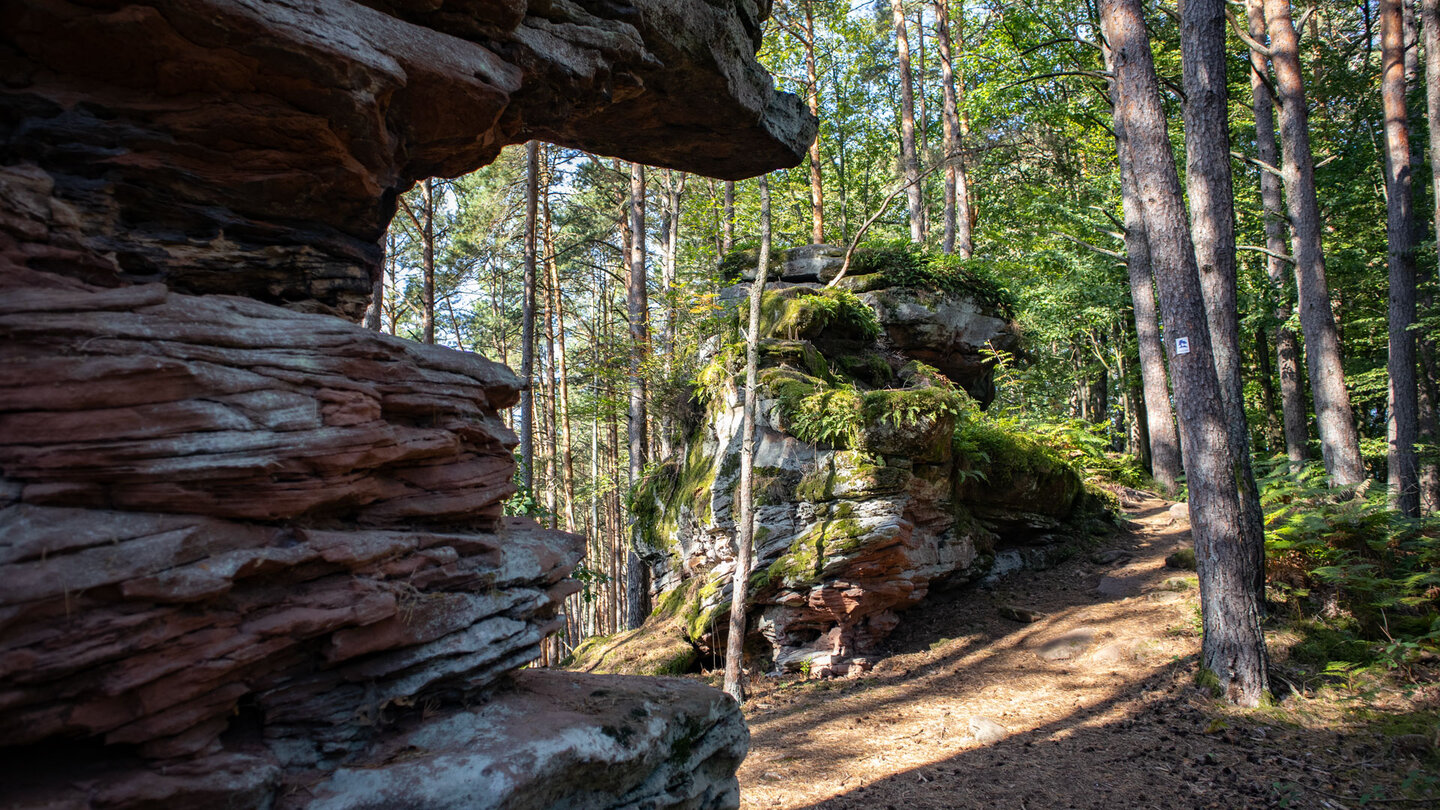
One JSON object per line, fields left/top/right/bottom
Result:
{"left": 1035, "top": 628, "right": 1096, "bottom": 661}
{"left": 967, "top": 716, "right": 1008, "bottom": 744}
{"left": 1097, "top": 574, "right": 1145, "bottom": 597}
{"left": 1090, "top": 549, "right": 1132, "bottom": 565}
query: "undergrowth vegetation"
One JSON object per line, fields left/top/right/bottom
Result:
{"left": 1258, "top": 458, "right": 1440, "bottom": 683}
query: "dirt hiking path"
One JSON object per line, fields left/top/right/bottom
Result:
{"left": 734, "top": 495, "right": 1438, "bottom": 809}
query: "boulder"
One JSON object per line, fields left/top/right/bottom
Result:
{"left": 581, "top": 285, "right": 1098, "bottom": 676}
{"left": 3, "top": 670, "right": 749, "bottom": 810}
{"left": 863, "top": 287, "right": 1020, "bottom": 406}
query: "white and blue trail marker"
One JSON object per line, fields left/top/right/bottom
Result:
{"left": 1175, "top": 337, "right": 1190, "bottom": 355}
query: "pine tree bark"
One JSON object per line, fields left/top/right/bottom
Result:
{"left": 420, "top": 178, "right": 436, "bottom": 345}
{"left": 891, "top": 0, "right": 925, "bottom": 244}
{"left": 1102, "top": 0, "right": 1269, "bottom": 706}
{"left": 804, "top": 1, "right": 825, "bottom": 244}
{"left": 724, "top": 174, "right": 771, "bottom": 702}
{"left": 520, "top": 142, "right": 540, "bottom": 494}
{"left": 1382, "top": 0, "right": 1422, "bottom": 516}
{"left": 364, "top": 238, "right": 385, "bottom": 331}
{"left": 1416, "top": 0, "right": 1440, "bottom": 512}
{"left": 542, "top": 157, "right": 578, "bottom": 531}
{"left": 1265, "top": 0, "right": 1365, "bottom": 486}
{"left": 626, "top": 162, "right": 652, "bottom": 629}
{"left": 1182, "top": 0, "right": 1266, "bottom": 600}
{"left": 1105, "top": 41, "right": 1183, "bottom": 494}
{"left": 934, "top": 0, "right": 972, "bottom": 257}
{"left": 1247, "top": 0, "right": 1310, "bottom": 467}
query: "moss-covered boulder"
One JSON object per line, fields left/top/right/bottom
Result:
{"left": 579, "top": 246, "right": 1100, "bottom": 678}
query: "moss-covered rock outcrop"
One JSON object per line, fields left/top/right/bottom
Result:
{"left": 573, "top": 248, "right": 1100, "bottom": 677}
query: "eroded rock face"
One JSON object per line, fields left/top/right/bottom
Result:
{"left": 1, "top": 0, "right": 815, "bottom": 316}
{"left": 2, "top": 0, "right": 809, "bottom": 806}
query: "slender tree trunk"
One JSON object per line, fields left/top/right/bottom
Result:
{"left": 543, "top": 163, "right": 578, "bottom": 531}
{"left": 804, "top": 1, "right": 825, "bottom": 243}
{"left": 1102, "top": 0, "right": 1269, "bottom": 706}
{"left": 723, "top": 174, "right": 771, "bottom": 702}
{"left": 1247, "top": 0, "right": 1309, "bottom": 467}
{"left": 658, "top": 171, "right": 685, "bottom": 461}
{"left": 934, "top": 0, "right": 971, "bottom": 257}
{"left": 1105, "top": 41, "right": 1183, "bottom": 494}
{"left": 891, "top": 0, "right": 925, "bottom": 244}
{"left": 520, "top": 142, "right": 540, "bottom": 494}
{"left": 1265, "top": 0, "right": 1366, "bottom": 486}
{"left": 1419, "top": 341, "right": 1440, "bottom": 513}
{"left": 1417, "top": 0, "right": 1440, "bottom": 512}
{"left": 1382, "top": 0, "right": 1422, "bottom": 516}
{"left": 1255, "top": 326, "right": 1284, "bottom": 452}
{"left": 541, "top": 278, "right": 558, "bottom": 526}
{"left": 421, "top": 178, "right": 436, "bottom": 345}
{"left": 1182, "top": 0, "right": 1266, "bottom": 600}
{"left": 723, "top": 181, "right": 735, "bottom": 254}
{"left": 626, "top": 162, "right": 652, "bottom": 629}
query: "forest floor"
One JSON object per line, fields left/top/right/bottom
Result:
{"left": 723, "top": 495, "right": 1440, "bottom": 809}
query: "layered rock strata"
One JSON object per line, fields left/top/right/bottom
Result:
{"left": 1, "top": 0, "right": 814, "bottom": 315}
{"left": 2, "top": 0, "right": 814, "bottom": 806}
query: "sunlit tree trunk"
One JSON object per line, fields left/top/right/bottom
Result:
{"left": 1104, "top": 40, "right": 1182, "bottom": 494}
{"left": 1182, "top": 0, "right": 1266, "bottom": 599}
{"left": 724, "top": 173, "right": 771, "bottom": 702}
{"left": 1102, "top": 0, "right": 1268, "bottom": 706}
{"left": 626, "top": 162, "right": 651, "bottom": 629}
{"left": 804, "top": 1, "right": 824, "bottom": 243}
{"left": 891, "top": 0, "right": 924, "bottom": 243}
{"left": 1246, "top": 0, "right": 1309, "bottom": 468}
{"left": 363, "top": 238, "right": 384, "bottom": 331}
{"left": 1382, "top": 0, "right": 1421, "bottom": 516}
{"left": 934, "top": 0, "right": 972, "bottom": 257}
{"left": 542, "top": 155, "right": 578, "bottom": 531}
{"left": 1265, "top": 0, "right": 1365, "bottom": 486}
{"left": 421, "top": 178, "right": 435, "bottom": 345}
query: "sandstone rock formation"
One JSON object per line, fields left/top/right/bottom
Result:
{"left": 1, "top": 0, "right": 814, "bottom": 807}
{"left": 574, "top": 264, "right": 1102, "bottom": 677}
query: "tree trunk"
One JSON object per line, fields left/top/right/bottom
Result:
{"left": 520, "top": 142, "right": 540, "bottom": 494}
{"left": 804, "top": 1, "right": 825, "bottom": 244}
{"left": 543, "top": 157, "right": 578, "bottom": 531}
{"left": 626, "top": 162, "right": 652, "bottom": 629}
{"left": 891, "top": 0, "right": 924, "bottom": 244}
{"left": 1417, "top": 0, "right": 1440, "bottom": 512}
{"left": 1419, "top": 340, "right": 1440, "bottom": 513}
{"left": 420, "top": 178, "right": 436, "bottom": 345}
{"left": 724, "top": 174, "right": 771, "bottom": 702}
{"left": 1255, "top": 326, "right": 1284, "bottom": 452}
{"left": 1182, "top": 0, "right": 1266, "bottom": 600}
{"left": 1102, "top": 0, "right": 1269, "bottom": 706}
{"left": 934, "top": 0, "right": 972, "bottom": 258}
{"left": 1247, "top": 0, "right": 1309, "bottom": 467}
{"left": 1265, "top": 0, "right": 1366, "bottom": 486}
{"left": 1382, "top": 0, "right": 1421, "bottom": 516}
{"left": 658, "top": 171, "right": 686, "bottom": 462}
{"left": 723, "top": 180, "right": 735, "bottom": 254}
{"left": 1105, "top": 41, "right": 1183, "bottom": 494}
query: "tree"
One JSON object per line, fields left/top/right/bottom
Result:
{"left": 519, "top": 142, "right": 540, "bottom": 494}
{"left": 724, "top": 174, "right": 772, "bottom": 702}
{"left": 1245, "top": 0, "right": 1308, "bottom": 468}
{"left": 891, "top": 0, "right": 924, "bottom": 243}
{"left": 1263, "top": 0, "right": 1365, "bottom": 487}
{"left": 1181, "top": 0, "right": 1266, "bottom": 596}
{"left": 1102, "top": 0, "right": 1268, "bottom": 706}
{"left": 1420, "top": 0, "right": 1440, "bottom": 513}
{"left": 625, "top": 162, "right": 652, "bottom": 629}
{"left": 1103, "top": 41, "right": 1182, "bottom": 494}
{"left": 934, "top": 0, "right": 973, "bottom": 258}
